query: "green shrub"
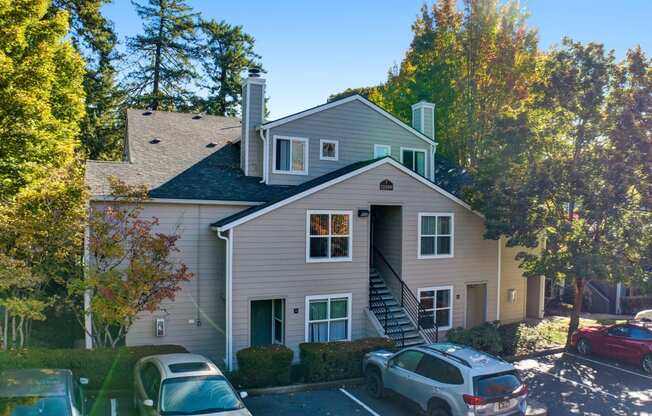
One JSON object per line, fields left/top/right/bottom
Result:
{"left": 0, "top": 345, "right": 186, "bottom": 391}
{"left": 235, "top": 344, "right": 293, "bottom": 388}
{"left": 299, "top": 337, "right": 394, "bottom": 382}
{"left": 446, "top": 322, "right": 502, "bottom": 355}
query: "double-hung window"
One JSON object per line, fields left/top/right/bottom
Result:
{"left": 418, "top": 213, "right": 453, "bottom": 258}
{"left": 418, "top": 286, "right": 453, "bottom": 330}
{"left": 274, "top": 136, "right": 308, "bottom": 174}
{"left": 305, "top": 294, "right": 351, "bottom": 342}
{"left": 307, "top": 210, "right": 352, "bottom": 262}
{"left": 401, "top": 148, "right": 426, "bottom": 176}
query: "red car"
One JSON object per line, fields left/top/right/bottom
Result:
{"left": 571, "top": 321, "right": 652, "bottom": 373}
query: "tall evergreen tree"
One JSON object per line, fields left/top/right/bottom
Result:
{"left": 194, "top": 19, "right": 262, "bottom": 116}
{"left": 49, "top": 0, "right": 125, "bottom": 160}
{"left": 125, "top": 0, "right": 198, "bottom": 111}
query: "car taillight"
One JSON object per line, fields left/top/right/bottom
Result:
{"left": 514, "top": 384, "right": 528, "bottom": 396}
{"left": 463, "top": 394, "right": 485, "bottom": 406}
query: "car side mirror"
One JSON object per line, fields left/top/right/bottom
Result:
{"left": 143, "top": 399, "right": 154, "bottom": 408}
{"left": 79, "top": 378, "right": 89, "bottom": 386}
{"left": 239, "top": 391, "right": 248, "bottom": 399}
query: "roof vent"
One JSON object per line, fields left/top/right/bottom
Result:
{"left": 192, "top": 114, "right": 202, "bottom": 120}
{"left": 248, "top": 67, "right": 261, "bottom": 78}
{"left": 206, "top": 142, "right": 217, "bottom": 148}
{"left": 149, "top": 138, "right": 161, "bottom": 144}
{"left": 142, "top": 111, "right": 153, "bottom": 116}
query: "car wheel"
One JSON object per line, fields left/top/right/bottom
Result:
{"left": 642, "top": 354, "right": 652, "bottom": 374}
{"left": 577, "top": 338, "right": 591, "bottom": 355}
{"left": 429, "top": 405, "right": 451, "bottom": 416}
{"left": 365, "top": 368, "right": 385, "bottom": 399}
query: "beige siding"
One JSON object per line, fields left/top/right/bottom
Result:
{"left": 499, "top": 242, "right": 528, "bottom": 323}
{"left": 89, "top": 201, "right": 248, "bottom": 363}
{"left": 267, "top": 100, "right": 433, "bottom": 185}
{"left": 231, "top": 163, "right": 505, "bottom": 358}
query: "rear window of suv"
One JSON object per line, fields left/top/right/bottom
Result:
{"left": 474, "top": 371, "right": 522, "bottom": 399}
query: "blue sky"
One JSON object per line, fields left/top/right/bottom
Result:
{"left": 104, "top": 0, "right": 652, "bottom": 119}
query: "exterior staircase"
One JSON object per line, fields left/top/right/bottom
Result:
{"left": 369, "top": 269, "right": 425, "bottom": 347}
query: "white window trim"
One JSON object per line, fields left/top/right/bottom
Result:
{"left": 374, "top": 144, "right": 391, "bottom": 158}
{"left": 400, "top": 147, "right": 428, "bottom": 177}
{"left": 306, "top": 210, "right": 353, "bottom": 263}
{"left": 417, "top": 212, "right": 454, "bottom": 259}
{"left": 319, "top": 139, "right": 339, "bottom": 161}
{"left": 272, "top": 135, "right": 309, "bottom": 175}
{"left": 418, "top": 285, "right": 454, "bottom": 331}
{"left": 304, "top": 293, "right": 352, "bottom": 342}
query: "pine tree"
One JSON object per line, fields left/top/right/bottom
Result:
{"left": 50, "top": 0, "right": 125, "bottom": 160}
{"left": 193, "top": 19, "right": 262, "bottom": 116}
{"left": 125, "top": 0, "right": 198, "bottom": 111}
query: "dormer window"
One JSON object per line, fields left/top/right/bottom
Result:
{"left": 320, "top": 139, "right": 338, "bottom": 161}
{"left": 273, "top": 136, "right": 309, "bottom": 175}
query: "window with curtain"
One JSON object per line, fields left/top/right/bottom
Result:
{"left": 307, "top": 211, "right": 352, "bottom": 261}
{"left": 274, "top": 136, "right": 308, "bottom": 174}
{"left": 418, "top": 213, "right": 453, "bottom": 258}
{"left": 418, "top": 286, "right": 453, "bottom": 330}
{"left": 401, "top": 148, "right": 426, "bottom": 176}
{"left": 306, "top": 295, "right": 350, "bottom": 342}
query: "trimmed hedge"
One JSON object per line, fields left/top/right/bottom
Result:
{"left": 300, "top": 337, "right": 394, "bottom": 382}
{"left": 446, "top": 322, "right": 503, "bottom": 355}
{"left": 235, "top": 344, "right": 293, "bottom": 388}
{"left": 0, "top": 345, "right": 186, "bottom": 391}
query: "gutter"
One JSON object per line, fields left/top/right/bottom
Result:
{"left": 217, "top": 229, "right": 234, "bottom": 370}
{"left": 258, "top": 127, "right": 267, "bottom": 184}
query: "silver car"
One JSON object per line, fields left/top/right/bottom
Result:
{"left": 0, "top": 368, "right": 88, "bottom": 416}
{"left": 134, "top": 353, "right": 251, "bottom": 415}
{"left": 363, "top": 343, "right": 527, "bottom": 416}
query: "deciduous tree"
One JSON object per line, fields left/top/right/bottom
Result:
{"left": 69, "top": 178, "right": 192, "bottom": 348}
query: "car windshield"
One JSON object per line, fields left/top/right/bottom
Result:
{"left": 475, "top": 371, "right": 523, "bottom": 399}
{"left": 160, "top": 376, "right": 243, "bottom": 415}
{"left": 0, "top": 396, "right": 70, "bottom": 416}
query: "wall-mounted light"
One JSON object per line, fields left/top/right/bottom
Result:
{"left": 507, "top": 288, "right": 517, "bottom": 304}
{"left": 358, "top": 209, "right": 370, "bottom": 218}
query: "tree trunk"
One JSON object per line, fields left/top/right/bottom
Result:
{"left": 151, "top": 11, "right": 164, "bottom": 110}
{"left": 18, "top": 316, "right": 24, "bottom": 349}
{"left": 566, "top": 277, "right": 585, "bottom": 347}
{"left": 11, "top": 315, "right": 16, "bottom": 349}
{"left": 3, "top": 309, "right": 8, "bottom": 350}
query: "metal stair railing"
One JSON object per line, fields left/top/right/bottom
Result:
{"left": 369, "top": 280, "right": 405, "bottom": 348}
{"left": 372, "top": 247, "right": 439, "bottom": 344}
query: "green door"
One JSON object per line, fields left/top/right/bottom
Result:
{"left": 251, "top": 300, "right": 273, "bottom": 346}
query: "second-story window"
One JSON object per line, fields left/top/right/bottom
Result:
{"left": 320, "top": 139, "right": 338, "bottom": 161}
{"left": 401, "top": 148, "right": 426, "bottom": 176}
{"left": 274, "top": 136, "right": 308, "bottom": 175}
{"left": 307, "top": 210, "right": 352, "bottom": 262}
{"left": 418, "top": 213, "right": 454, "bottom": 258}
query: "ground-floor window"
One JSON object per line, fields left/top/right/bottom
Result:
{"left": 418, "top": 286, "right": 453, "bottom": 330}
{"left": 305, "top": 294, "right": 352, "bottom": 342}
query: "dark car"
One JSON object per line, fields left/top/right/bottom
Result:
{"left": 571, "top": 321, "right": 652, "bottom": 373}
{"left": 0, "top": 369, "right": 88, "bottom": 416}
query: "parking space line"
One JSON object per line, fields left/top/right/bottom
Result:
{"left": 564, "top": 352, "right": 652, "bottom": 381}
{"left": 339, "top": 388, "right": 382, "bottom": 416}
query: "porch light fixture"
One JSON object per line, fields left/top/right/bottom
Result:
{"left": 358, "top": 209, "right": 370, "bottom": 218}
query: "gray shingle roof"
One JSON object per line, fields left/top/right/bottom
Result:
{"left": 85, "top": 109, "right": 288, "bottom": 202}
{"left": 85, "top": 108, "right": 472, "bottom": 206}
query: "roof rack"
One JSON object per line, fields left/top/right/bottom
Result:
{"left": 423, "top": 345, "right": 472, "bottom": 368}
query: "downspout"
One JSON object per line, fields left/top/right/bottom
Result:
{"left": 217, "top": 229, "right": 234, "bottom": 370}
{"left": 258, "top": 127, "right": 267, "bottom": 184}
{"left": 496, "top": 236, "right": 502, "bottom": 321}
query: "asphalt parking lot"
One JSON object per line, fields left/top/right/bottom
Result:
{"left": 244, "top": 353, "right": 652, "bottom": 416}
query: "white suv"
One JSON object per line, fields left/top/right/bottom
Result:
{"left": 363, "top": 343, "right": 527, "bottom": 416}
{"left": 133, "top": 353, "right": 251, "bottom": 415}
